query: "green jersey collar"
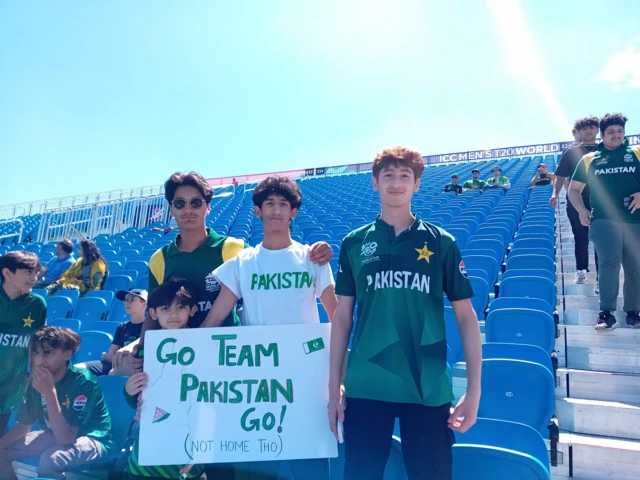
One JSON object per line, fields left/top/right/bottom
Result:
{"left": 165, "top": 228, "right": 222, "bottom": 256}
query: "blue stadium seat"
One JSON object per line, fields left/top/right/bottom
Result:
{"left": 463, "top": 255, "right": 499, "bottom": 284}
{"left": 453, "top": 418, "right": 550, "bottom": 480}
{"left": 82, "top": 321, "right": 120, "bottom": 337}
{"left": 53, "top": 288, "right": 80, "bottom": 306}
{"left": 507, "top": 253, "right": 555, "bottom": 273}
{"left": 47, "top": 318, "right": 81, "bottom": 332}
{"left": 501, "top": 269, "right": 554, "bottom": 284}
{"left": 500, "top": 277, "right": 556, "bottom": 309}
{"left": 465, "top": 239, "right": 504, "bottom": 264}
{"left": 489, "top": 297, "right": 554, "bottom": 316}
{"left": 482, "top": 343, "right": 553, "bottom": 374}
{"left": 32, "top": 288, "right": 48, "bottom": 299}
{"left": 485, "top": 308, "right": 555, "bottom": 354}
{"left": 479, "top": 359, "right": 555, "bottom": 435}
{"left": 45, "top": 296, "right": 74, "bottom": 319}
{"left": 96, "top": 376, "right": 136, "bottom": 461}
{"left": 84, "top": 290, "right": 115, "bottom": 308}
{"left": 72, "top": 297, "right": 109, "bottom": 323}
{"left": 103, "top": 275, "right": 134, "bottom": 293}
{"left": 445, "top": 306, "right": 463, "bottom": 363}
{"left": 73, "top": 331, "right": 113, "bottom": 363}
{"left": 119, "top": 269, "right": 139, "bottom": 282}
{"left": 126, "top": 260, "right": 149, "bottom": 280}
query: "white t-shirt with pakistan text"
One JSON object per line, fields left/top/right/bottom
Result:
{"left": 213, "top": 241, "right": 335, "bottom": 326}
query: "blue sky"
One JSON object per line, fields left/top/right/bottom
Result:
{"left": 1, "top": 0, "right": 639, "bottom": 205}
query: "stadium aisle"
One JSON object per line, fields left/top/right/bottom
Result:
{"left": 552, "top": 197, "right": 640, "bottom": 480}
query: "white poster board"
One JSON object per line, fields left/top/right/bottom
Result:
{"left": 139, "top": 323, "right": 337, "bottom": 466}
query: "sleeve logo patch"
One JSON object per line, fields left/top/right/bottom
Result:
{"left": 459, "top": 260, "right": 469, "bottom": 279}
{"left": 73, "top": 395, "right": 88, "bottom": 411}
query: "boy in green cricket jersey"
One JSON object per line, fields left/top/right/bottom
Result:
{"left": 0, "top": 251, "right": 46, "bottom": 436}
{"left": 462, "top": 169, "right": 485, "bottom": 191}
{"left": 0, "top": 326, "right": 112, "bottom": 479}
{"left": 569, "top": 113, "right": 640, "bottom": 330}
{"left": 485, "top": 167, "right": 511, "bottom": 190}
{"left": 328, "top": 147, "right": 483, "bottom": 480}
{"left": 123, "top": 278, "right": 202, "bottom": 480}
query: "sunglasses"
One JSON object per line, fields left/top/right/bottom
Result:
{"left": 172, "top": 198, "right": 205, "bottom": 210}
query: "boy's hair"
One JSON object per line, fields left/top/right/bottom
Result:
{"left": 58, "top": 239, "right": 74, "bottom": 254}
{"left": 30, "top": 326, "right": 81, "bottom": 354}
{"left": 148, "top": 278, "right": 198, "bottom": 310}
{"left": 253, "top": 176, "right": 302, "bottom": 210}
{"left": 372, "top": 147, "right": 425, "bottom": 180}
{"left": 599, "top": 113, "right": 627, "bottom": 135}
{"left": 164, "top": 172, "right": 214, "bottom": 205}
{"left": 573, "top": 116, "right": 599, "bottom": 131}
{"left": 0, "top": 251, "right": 41, "bottom": 281}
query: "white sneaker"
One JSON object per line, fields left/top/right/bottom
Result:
{"left": 575, "top": 270, "right": 589, "bottom": 284}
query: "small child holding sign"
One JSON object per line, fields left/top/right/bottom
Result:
{"left": 123, "top": 279, "right": 202, "bottom": 480}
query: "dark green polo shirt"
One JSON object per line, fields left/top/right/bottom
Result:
{"left": 572, "top": 139, "right": 640, "bottom": 223}
{"left": 336, "top": 215, "right": 474, "bottom": 406}
{"left": 148, "top": 228, "right": 247, "bottom": 328}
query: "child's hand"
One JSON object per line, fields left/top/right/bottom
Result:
{"left": 134, "top": 395, "right": 144, "bottom": 421}
{"left": 125, "top": 372, "right": 148, "bottom": 396}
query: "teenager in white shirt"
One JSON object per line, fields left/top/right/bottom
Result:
{"left": 201, "top": 176, "right": 337, "bottom": 480}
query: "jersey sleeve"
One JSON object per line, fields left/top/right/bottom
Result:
{"left": 66, "top": 379, "right": 99, "bottom": 428}
{"left": 572, "top": 157, "right": 588, "bottom": 184}
{"left": 442, "top": 236, "right": 474, "bottom": 302}
{"left": 17, "top": 388, "right": 37, "bottom": 425}
{"left": 462, "top": 181, "right": 471, "bottom": 189}
{"left": 313, "top": 262, "right": 335, "bottom": 298}
{"left": 335, "top": 238, "right": 356, "bottom": 297}
{"left": 213, "top": 255, "right": 242, "bottom": 298}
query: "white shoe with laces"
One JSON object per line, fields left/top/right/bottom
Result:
{"left": 575, "top": 270, "right": 589, "bottom": 284}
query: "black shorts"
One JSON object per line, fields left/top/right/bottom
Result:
{"left": 343, "top": 397, "right": 454, "bottom": 480}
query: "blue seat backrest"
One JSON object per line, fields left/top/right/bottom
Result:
{"left": 486, "top": 308, "right": 555, "bottom": 354}
{"left": 97, "top": 375, "right": 136, "bottom": 454}
{"left": 73, "top": 331, "right": 113, "bottom": 363}
{"left": 47, "top": 318, "right": 81, "bottom": 333}
{"left": 444, "top": 306, "right": 463, "bottom": 363}
{"left": 469, "top": 276, "right": 490, "bottom": 319}
{"left": 53, "top": 289, "right": 80, "bottom": 307}
{"left": 512, "top": 237, "right": 555, "bottom": 253}
{"left": 466, "top": 240, "right": 504, "bottom": 264}
{"left": 482, "top": 343, "right": 553, "bottom": 374}
{"left": 82, "top": 321, "right": 120, "bottom": 337}
{"left": 489, "top": 297, "right": 553, "bottom": 315}
{"left": 456, "top": 418, "right": 550, "bottom": 475}
{"left": 45, "top": 296, "right": 74, "bottom": 319}
{"left": 84, "top": 291, "right": 115, "bottom": 308}
{"left": 462, "top": 255, "right": 499, "bottom": 283}
{"left": 103, "top": 275, "right": 133, "bottom": 293}
{"left": 500, "top": 277, "right": 556, "bottom": 309}
{"left": 501, "top": 269, "right": 554, "bottom": 284}
{"left": 73, "top": 297, "right": 109, "bottom": 323}
{"left": 479, "top": 359, "right": 555, "bottom": 435}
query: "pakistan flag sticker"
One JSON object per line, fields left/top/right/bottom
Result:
{"left": 153, "top": 407, "right": 170, "bottom": 424}
{"left": 303, "top": 338, "right": 325, "bottom": 354}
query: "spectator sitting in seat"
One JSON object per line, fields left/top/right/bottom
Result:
{"left": 485, "top": 167, "right": 511, "bottom": 190}
{"left": 0, "top": 252, "right": 47, "bottom": 437}
{"left": 530, "top": 163, "right": 557, "bottom": 187}
{"left": 463, "top": 169, "right": 486, "bottom": 191}
{"left": 47, "top": 239, "right": 108, "bottom": 296}
{"left": 0, "top": 326, "right": 112, "bottom": 480}
{"left": 443, "top": 174, "right": 463, "bottom": 194}
{"left": 123, "top": 279, "right": 202, "bottom": 480}
{"left": 79, "top": 289, "right": 147, "bottom": 377}
{"left": 35, "top": 239, "right": 76, "bottom": 288}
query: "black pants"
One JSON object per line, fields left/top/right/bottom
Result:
{"left": 344, "top": 398, "right": 454, "bottom": 480}
{"left": 566, "top": 195, "right": 599, "bottom": 274}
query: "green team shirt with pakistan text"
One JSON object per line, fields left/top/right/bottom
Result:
{"left": 572, "top": 139, "right": 640, "bottom": 224}
{"left": 486, "top": 175, "right": 510, "bottom": 187}
{"left": 443, "top": 184, "right": 463, "bottom": 194}
{"left": 336, "top": 216, "right": 474, "bottom": 406}
{"left": 148, "top": 228, "right": 248, "bottom": 328}
{"left": 18, "top": 364, "right": 113, "bottom": 452}
{"left": 0, "top": 289, "right": 46, "bottom": 414}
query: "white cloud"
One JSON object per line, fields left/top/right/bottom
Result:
{"left": 596, "top": 37, "right": 640, "bottom": 89}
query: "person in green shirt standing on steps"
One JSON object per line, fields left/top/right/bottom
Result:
{"left": 0, "top": 251, "right": 46, "bottom": 437}
{"left": 485, "top": 167, "right": 511, "bottom": 190}
{"left": 0, "top": 326, "right": 112, "bottom": 480}
{"left": 327, "top": 146, "right": 483, "bottom": 480}
{"left": 443, "top": 174, "right": 463, "bottom": 194}
{"left": 462, "top": 169, "right": 486, "bottom": 191}
{"left": 569, "top": 113, "right": 640, "bottom": 331}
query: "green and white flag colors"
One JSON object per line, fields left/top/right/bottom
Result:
{"left": 139, "top": 324, "right": 336, "bottom": 466}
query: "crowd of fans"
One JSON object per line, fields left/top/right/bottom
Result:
{"left": 0, "top": 112, "right": 638, "bottom": 479}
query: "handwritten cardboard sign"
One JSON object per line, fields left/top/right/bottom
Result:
{"left": 138, "top": 324, "right": 337, "bottom": 465}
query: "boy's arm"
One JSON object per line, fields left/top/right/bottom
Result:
{"left": 319, "top": 285, "right": 338, "bottom": 322}
{"left": 530, "top": 175, "right": 539, "bottom": 187}
{"left": 201, "top": 285, "right": 239, "bottom": 328}
{"left": 0, "top": 423, "right": 31, "bottom": 450}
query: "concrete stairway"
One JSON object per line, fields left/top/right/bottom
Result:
{"left": 552, "top": 200, "right": 640, "bottom": 480}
